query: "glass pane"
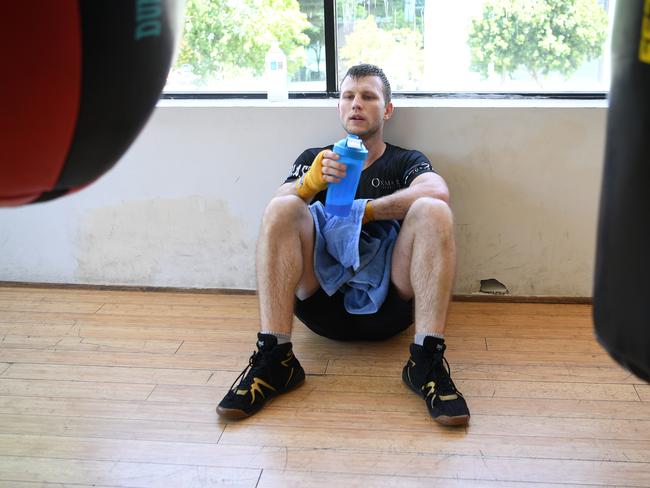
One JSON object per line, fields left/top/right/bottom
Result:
{"left": 165, "top": 0, "right": 326, "bottom": 93}
{"left": 336, "top": 0, "right": 614, "bottom": 93}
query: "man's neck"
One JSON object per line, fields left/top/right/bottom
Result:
{"left": 360, "top": 131, "right": 386, "bottom": 169}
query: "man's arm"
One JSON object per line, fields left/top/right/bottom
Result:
{"left": 368, "top": 172, "right": 450, "bottom": 221}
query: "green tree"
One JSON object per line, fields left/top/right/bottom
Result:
{"left": 176, "top": 0, "right": 311, "bottom": 82}
{"left": 339, "top": 15, "right": 423, "bottom": 90}
{"left": 468, "top": 0, "right": 608, "bottom": 82}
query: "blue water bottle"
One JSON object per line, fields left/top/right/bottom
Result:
{"left": 325, "top": 134, "right": 368, "bottom": 217}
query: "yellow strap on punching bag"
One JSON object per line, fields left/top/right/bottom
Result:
{"left": 640, "top": 0, "right": 650, "bottom": 63}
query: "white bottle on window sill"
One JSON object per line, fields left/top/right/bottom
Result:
{"left": 265, "top": 41, "right": 288, "bottom": 102}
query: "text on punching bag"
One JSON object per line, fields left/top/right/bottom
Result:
{"left": 135, "top": 0, "right": 162, "bottom": 40}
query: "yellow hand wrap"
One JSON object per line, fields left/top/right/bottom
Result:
{"left": 295, "top": 150, "right": 327, "bottom": 199}
{"left": 362, "top": 200, "right": 375, "bottom": 224}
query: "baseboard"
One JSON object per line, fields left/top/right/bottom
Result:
{"left": 453, "top": 294, "right": 591, "bottom": 304}
{"left": 0, "top": 281, "right": 257, "bottom": 296}
{"left": 0, "top": 281, "right": 592, "bottom": 304}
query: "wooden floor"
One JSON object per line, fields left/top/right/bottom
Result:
{"left": 0, "top": 286, "right": 648, "bottom": 487}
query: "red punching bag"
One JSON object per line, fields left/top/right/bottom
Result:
{"left": 0, "top": 1, "right": 182, "bottom": 206}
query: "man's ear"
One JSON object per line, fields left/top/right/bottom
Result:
{"left": 384, "top": 101, "right": 394, "bottom": 120}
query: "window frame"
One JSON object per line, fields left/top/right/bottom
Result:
{"left": 161, "top": 1, "right": 608, "bottom": 101}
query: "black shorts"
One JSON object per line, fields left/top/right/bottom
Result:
{"left": 294, "top": 284, "right": 413, "bottom": 341}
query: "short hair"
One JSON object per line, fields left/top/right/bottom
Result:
{"left": 341, "top": 64, "right": 392, "bottom": 104}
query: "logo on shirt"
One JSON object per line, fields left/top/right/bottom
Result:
{"left": 370, "top": 177, "right": 401, "bottom": 191}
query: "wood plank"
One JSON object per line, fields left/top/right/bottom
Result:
{"left": 221, "top": 424, "right": 650, "bottom": 463}
{"left": 0, "top": 414, "right": 223, "bottom": 443}
{"left": 0, "top": 310, "right": 256, "bottom": 329}
{"left": 0, "top": 378, "right": 154, "bottom": 401}
{"left": 0, "top": 334, "right": 81, "bottom": 348}
{"left": 146, "top": 385, "right": 650, "bottom": 441}
{"left": 0, "top": 396, "right": 218, "bottom": 424}
{"left": 95, "top": 302, "right": 260, "bottom": 319}
{"left": 0, "top": 456, "right": 259, "bottom": 487}
{"left": 0, "top": 335, "right": 183, "bottom": 354}
{"left": 2, "top": 363, "right": 212, "bottom": 386}
{"left": 3, "top": 391, "right": 650, "bottom": 429}
{"left": 487, "top": 337, "right": 604, "bottom": 354}
{"left": 0, "top": 448, "right": 645, "bottom": 487}
{"left": 1, "top": 288, "right": 588, "bottom": 317}
{"left": 325, "top": 347, "right": 617, "bottom": 371}
{"left": 0, "top": 288, "right": 591, "bottom": 317}
{"left": 462, "top": 363, "right": 637, "bottom": 383}
{"left": 0, "top": 308, "right": 594, "bottom": 338}
{"left": 446, "top": 313, "right": 593, "bottom": 328}
{"left": 0, "top": 433, "right": 283, "bottom": 468}
{"left": 204, "top": 366, "right": 642, "bottom": 395}
{"left": 446, "top": 301, "right": 591, "bottom": 316}
{"left": 0, "top": 299, "right": 103, "bottom": 314}
{"left": 0, "top": 432, "right": 646, "bottom": 483}
{"left": 457, "top": 378, "right": 639, "bottom": 401}
{"left": 0, "top": 287, "right": 256, "bottom": 305}
{"left": 76, "top": 322, "right": 595, "bottom": 341}
{"left": 150, "top": 376, "right": 641, "bottom": 406}
{"left": 205, "top": 363, "right": 637, "bottom": 387}
{"left": 0, "top": 348, "right": 328, "bottom": 375}
{"left": 229, "top": 398, "right": 650, "bottom": 441}
{"left": 278, "top": 450, "right": 650, "bottom": 486}
{"left": 0, "top": 323, "right": 80, "bottom": 337}
{"left": 177, "top": 337, "right": 487, "bottom": 358}
{"left": 77, "top": 324, "right": 257, "bottom": 342}
{"left": 232, "top": 403, "right": 650, "bottom": 439}
{"left": 0, "top": 482, "right": 121, "bottom": 488}
{"left": 258, "top": 470, "right": 603, "bottom": 488}
{"left": 467, "top": 396, "right": 650, "bottom": 421}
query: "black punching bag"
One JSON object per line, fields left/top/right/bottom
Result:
{"left": 594, "top": 0, "right": 650, "bottom": 382}
{"left": 0, "top": 1, "right": 182, "bottom": 206}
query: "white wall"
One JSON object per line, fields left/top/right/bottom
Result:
{"left": 0, "top": 99, "right": 606, "bottom": 296}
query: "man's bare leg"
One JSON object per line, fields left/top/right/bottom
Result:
{"left": 217, "top": 194, "right": 318, "bottom": 419}
{"left": 256, "top": 195, "right": 320, "bottom": 335}
{"left": 391, "top": 197, "right": 456, "bottom": 333}
{"left": 391, "top": 197, "right": 469, "bottom": 426}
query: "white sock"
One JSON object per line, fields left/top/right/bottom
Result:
{"left": 414, "top": 332, "right": 444, "bottom": 346}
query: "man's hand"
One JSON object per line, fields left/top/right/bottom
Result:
{"left": 295, "top": 150, "right": 347, "bottom": 200}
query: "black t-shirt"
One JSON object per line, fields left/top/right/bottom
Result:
{"left": 284, "top": 143, "right": 435, "bottom": 205}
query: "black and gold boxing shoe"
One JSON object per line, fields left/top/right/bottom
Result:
{"left": 217, "top": 333, "right": 305, "bottom": 419}
{"left": 402, "top": 336, "right": 470, "bottom": 426}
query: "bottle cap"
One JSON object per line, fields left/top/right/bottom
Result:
{"left": 333, "top": 134, "right": 368, "bottom": 160}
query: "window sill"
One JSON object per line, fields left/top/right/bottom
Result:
{"left": 156, "top": 97, "right": 608, "bottom": 109}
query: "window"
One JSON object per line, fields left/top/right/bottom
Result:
{"left": 164, "top": 0, "right": 615, "bottom": 96}
{"left": 165, "top": 0, "right": 325, "bottom": 93}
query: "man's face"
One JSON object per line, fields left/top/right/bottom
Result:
{"left": 338, "top": 75, "right": 393, "bottom": 138}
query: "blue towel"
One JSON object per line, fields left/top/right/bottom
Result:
{"left": 309, "top": 199, "right": 400, "bottom": 314}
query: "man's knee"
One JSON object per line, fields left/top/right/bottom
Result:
{"left": 262, "top": 195, "right": 310, "bottom": 230}
{"left": 405, "top": 197, "right": 454, "bottom": 229}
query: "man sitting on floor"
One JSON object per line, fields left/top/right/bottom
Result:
{"left": 217, "top": 64, "right": 470, "bottom": 426}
